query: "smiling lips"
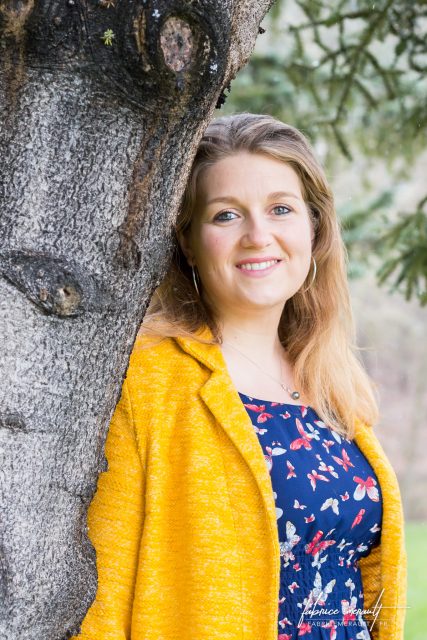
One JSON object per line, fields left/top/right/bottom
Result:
{"left": 236, "top": 258, "right": 282, "bottom": 272}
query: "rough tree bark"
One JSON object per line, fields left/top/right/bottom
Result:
{"left": 0, "top": 1, "right": 273, "bottom": 637}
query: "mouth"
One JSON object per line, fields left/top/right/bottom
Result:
{"left": 236, "top": 259, "right": 282, "bottom": 272}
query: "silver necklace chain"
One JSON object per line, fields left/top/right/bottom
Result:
{"left": 221, "top": 341, "right": 301, "bottom": 401}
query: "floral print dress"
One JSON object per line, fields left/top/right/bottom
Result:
{"left": 239, "top": 393, "right": 382, "bottom": 640}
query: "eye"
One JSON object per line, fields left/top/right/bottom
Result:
{"left": 272, "top": 204, "right": 292, "bottom": 216}
{"left": 213, "top": 210, "right": 239, "bottom": 222}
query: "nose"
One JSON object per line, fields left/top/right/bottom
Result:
{"left": 240, "top": 214, "right": 273, "bottom": 249}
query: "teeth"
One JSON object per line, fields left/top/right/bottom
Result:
{"left": 238, "top": 260, "right": 279, "bottom": 271}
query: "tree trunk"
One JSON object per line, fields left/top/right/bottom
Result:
{"left": 0, "top": 1, "right": 272, "bottom": 637}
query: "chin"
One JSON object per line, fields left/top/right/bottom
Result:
{"left": 236, "top": 295, "right": 289, "bottom": 312}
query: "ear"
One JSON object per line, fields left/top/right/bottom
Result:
{"left": 177, "top": 230, "right": 196, "bottom": 266}
{"left": 307, "top": 204, "right": 318, "bottom": 248}
{"left": 311, "top": 227, "right": 315, "bottom": 246}
{"left": 309, "top": 214, "right": 316, "bottom": 247}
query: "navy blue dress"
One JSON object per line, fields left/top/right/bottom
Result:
{"left": 239, "top": 393, "right": 382, "bottom": 640}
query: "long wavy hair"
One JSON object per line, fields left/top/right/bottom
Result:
{"left": 142, "top": 113, "right": 379, "bottom": 437}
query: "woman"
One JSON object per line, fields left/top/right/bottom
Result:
{"left": 73, "top": 114, "right": 406, "bottom": 640}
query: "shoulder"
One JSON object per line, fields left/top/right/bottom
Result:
{"left": 121, "top": 333, "right": 216, "bottom": 438}
{"left": 129, "top": 333, "right": 184, "bottom": 368}
{"left": 125, "top": 332, "right": 211, "bottom": 397}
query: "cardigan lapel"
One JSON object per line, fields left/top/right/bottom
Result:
{"left": 354, "top": 420, "right": 405, "bottom": 638}
{"left": 175, "top": 330, "right": 280, "bottom": 544}
{"left": 354, "top": 419, "right": 405, "bottom": 558}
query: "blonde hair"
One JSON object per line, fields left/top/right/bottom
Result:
{"left": 142, "top": 113, "right": 379, "bottom": 437}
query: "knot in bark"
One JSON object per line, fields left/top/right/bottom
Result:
{"left": 159, "top": 16, "right": 193, "bottom": 73}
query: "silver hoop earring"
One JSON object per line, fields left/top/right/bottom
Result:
{"left": 303, "top": 256, "right": 317, "bottom": 293}
{"left": 191, "top": 265, "right": 200, "bottom": 297}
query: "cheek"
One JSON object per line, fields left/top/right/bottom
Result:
{"left": 289, "top": 220, "right": 313, "bottom": 254}
{"left": 196, "top": 230, "right": 229, "bottom": 266}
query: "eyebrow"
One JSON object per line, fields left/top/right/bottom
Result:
{"left": 206, "top": 191, "right": 302, "bottom": 206}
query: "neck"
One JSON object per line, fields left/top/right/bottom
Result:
{"left": 218, "top": 313, "right": 284, "bottom": 360}
{"left": 216, "top": 312, "right": 302, "bottom": 404}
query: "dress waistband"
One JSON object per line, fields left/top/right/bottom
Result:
{"left": 278, "top": 546, "right": 366, "bottom": 627}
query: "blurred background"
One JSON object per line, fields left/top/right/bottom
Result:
{"left": 222, "top": 1, "right": 427, "bottom": 636}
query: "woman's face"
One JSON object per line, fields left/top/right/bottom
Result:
{"left": 179, "top": 152, "right": 315, "bottom": 321}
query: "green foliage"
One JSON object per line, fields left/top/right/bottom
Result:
{"left": 376, "top": 200, "right": 427, "bottom": 305}
{"left": 405, "top": 521, "right": 427, "bottom": 640}
{"left": 341, "top": 190, "right": 393, "bottom": 279}
{"left": 224, "top": 0, "right": 427, "bottom": 304}
{"left": 342, "top": 192, "right": 427, "bottom": 303}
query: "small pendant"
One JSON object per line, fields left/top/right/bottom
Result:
{"left": 291, "top": 390, "right": 300, "bottom": 400}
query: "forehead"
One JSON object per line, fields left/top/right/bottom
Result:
{"left": 196, "top": 152, "right": 304, "bottom": 202}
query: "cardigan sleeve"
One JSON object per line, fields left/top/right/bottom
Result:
{"left": 72, "top": 379, "right": 145, "bottom": 640}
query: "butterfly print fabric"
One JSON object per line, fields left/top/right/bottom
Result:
{"left": 240, "top": 393, "right": 383, "bottom": 640}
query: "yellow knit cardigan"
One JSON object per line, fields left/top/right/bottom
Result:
{"left": 73, "top": 330, "right": 407, "bottom": 640}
